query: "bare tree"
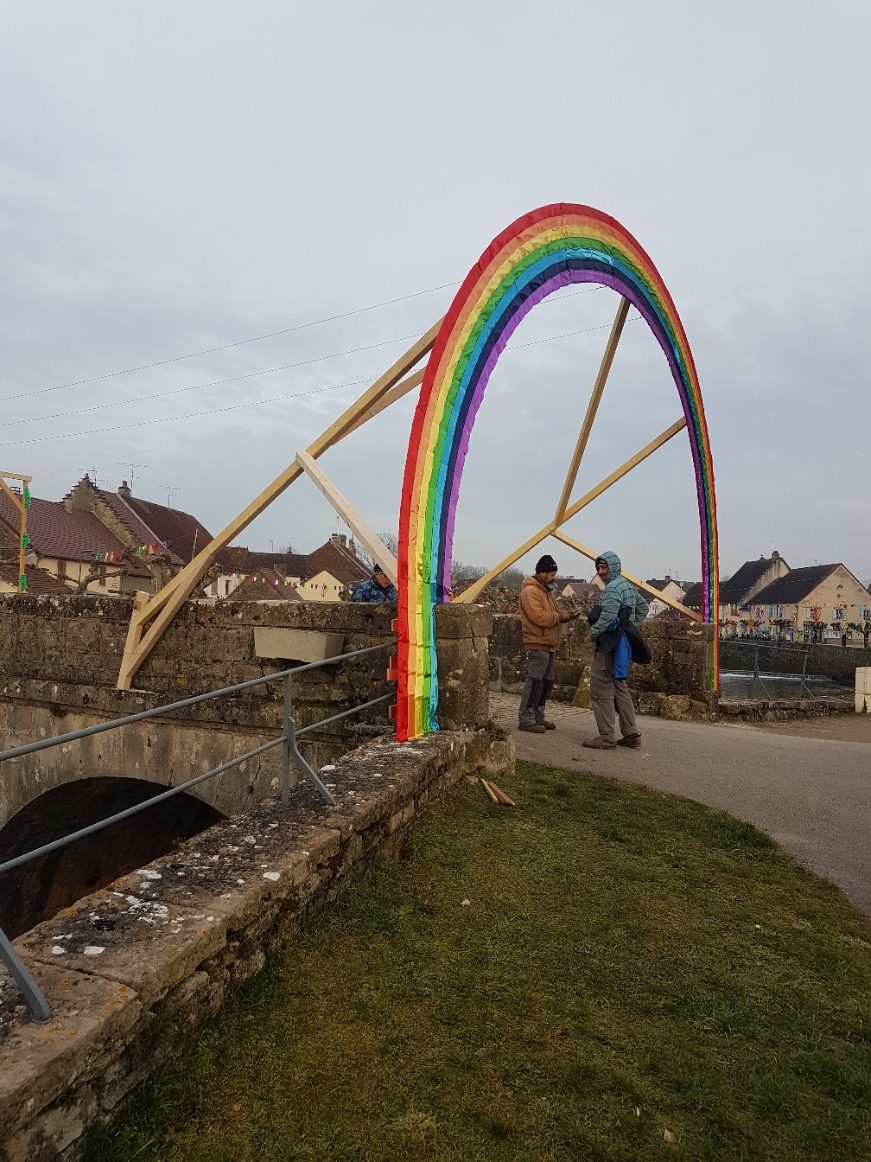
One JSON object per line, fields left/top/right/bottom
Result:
{"left": 496, "top": 566, "right": 524, "bottom": 592}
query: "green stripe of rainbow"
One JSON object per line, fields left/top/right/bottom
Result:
{"left": 397, "top": 204, "right": 718, "bottom": 740}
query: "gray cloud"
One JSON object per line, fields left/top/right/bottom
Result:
{"left": 2, "top": 1, "right": 869, "bottom": 585}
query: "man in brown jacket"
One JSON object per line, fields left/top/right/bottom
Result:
{"left": 517, "top": 554, "right": 579, "bottom": 733}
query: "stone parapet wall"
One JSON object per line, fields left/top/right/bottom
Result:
{"left": 0, "top": 727, "right": 513, "bottom": 1162}
{"left": 488, "top": 614, "right": 715, "bottom": 715}
{"left": 719, "top": 639, "right": 871, "bottom": 684}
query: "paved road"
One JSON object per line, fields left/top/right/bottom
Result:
{"left": 489, "top": 694, "right": 871, "bottom": 918}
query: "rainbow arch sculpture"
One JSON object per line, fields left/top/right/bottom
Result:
{"left": 397, "top": 203, "right": 718, "bottom": 741}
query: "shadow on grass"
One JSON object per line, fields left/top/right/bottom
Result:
{"left": 84, "top": 761, "right": 871, "bottom": 1162}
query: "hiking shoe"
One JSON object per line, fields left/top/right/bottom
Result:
{"left": 618, "top": 734, "right": 641, "bottom": 749}
{"left": 519, "top": 723, "right": 547, "bottom": 734}
{"left": 538, "top": 719, "right": 556, "bottom": 730}
{"left": 582, "top": 737, "right": 617, "bottom": 749}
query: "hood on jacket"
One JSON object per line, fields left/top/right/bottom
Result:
{"left": 522, "top": 575, "right": 552, "bottom": 593}
{"left": 596, "top": 550, "right": 622, "bottom": 584}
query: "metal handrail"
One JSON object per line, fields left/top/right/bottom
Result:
{"left": 0, "top": 642, "right": 395, "bottom": 1023}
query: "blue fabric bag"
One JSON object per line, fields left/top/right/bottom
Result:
{"left": 612, "top": 627, "right": 631, "bottom": 679}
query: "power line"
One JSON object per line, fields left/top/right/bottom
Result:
{"left": 1, "top": 331, "right": 426, "bottom": 429}
{"left": 5, "top": 284, "right": 609, "bottom": 430}
{"left": 0, "top": 314, "right": 641, "bottom": 450}
{"left": 1, "top": 280, "right": 461, "bottom": 404}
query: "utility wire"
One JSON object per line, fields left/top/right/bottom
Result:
{"left": 5, "top": 284, "right": 608, "bottom": 429}
{"left": 1, "top": 332, "right": 425, "bottom": 429}
{"left": 1, "top": 281, "right": 461, "bottom": 403}
{"left": 0, "top": 314, "right": 641, "bottom": 450}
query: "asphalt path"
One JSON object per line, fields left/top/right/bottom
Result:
{"left": 489, "top": 693, "right": 871, "bottom": 918}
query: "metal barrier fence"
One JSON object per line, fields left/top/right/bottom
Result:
{"left": 0, "top": 643, "right": 394, "bottom": 1024}
{"left": 737, "top": 643, "right": 816, "bottom": 701}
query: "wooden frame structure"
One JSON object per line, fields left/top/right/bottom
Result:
{"left": 0, "top": 470, "right": 32, "bottom": 591}
{"left": 117, "top": 294, "right": 699, "bottom": 689}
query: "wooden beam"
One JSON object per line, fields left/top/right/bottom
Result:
{"left": 341, "top": 368, "right": 425, "bottom": 438}
{"left": 0, "top": 470, "right": 32, "bottom": 483}
{"left": 117, "top": 318, "right": 443, "bottom": 689}
{"left": 295, "top": 451, "right": 398, "bottom": 585}
{"left": 559, "top": 418, "right": 687, "bottom": 526}
{"left": 455, "top": 418, "right": 686, "bottom": 606}
{"left": 551, "top": 529, "right": 702, "bottom": 620}
{"left": 454, "top": 523, "right": 557, "bottom": 604}
{"left": 554, "top": 297, "right": 629, "bottom": 520}
{"left": 0, "top": 477, "right": 26, "bottom": 511}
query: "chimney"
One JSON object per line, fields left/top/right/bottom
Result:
{"left": 330, "top": 533, "right": 347, "bottom": 549}
{"left": 118, "top": 480, "right": 132, "bottom": 499}
{"left": 771, "top": 550, "right": 779, "bottom": 560}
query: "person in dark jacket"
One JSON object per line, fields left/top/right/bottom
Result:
{"left": 351, "top": 565, "right": 397, "bottom": 603}
{"left": 583, "top": 550, "right": 649, "bottom": 750}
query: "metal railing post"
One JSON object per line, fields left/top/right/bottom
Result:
{"left": 281, "top": 672, "right": 294, "bottom": 807}
{"left": 0, "top": 640, "right": 394, "bottom": 1019}
{"left": 0, "top": 926, "right": 50, "bottom": 1024}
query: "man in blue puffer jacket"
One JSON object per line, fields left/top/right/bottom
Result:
{"left": 584, "top": 550, "right": 649, "bottom": 750}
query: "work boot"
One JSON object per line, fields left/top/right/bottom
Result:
{"left": 582, "top": 737, "right": 616, "bottom": 749}
{"left": 617, "top": 734, "right": 641, "bottom": 749}
{"left": 537, "top": 719, "right": 556, "bottom": 730}
{"left": 519, "top": 723, "right": 547, "bottom": 734}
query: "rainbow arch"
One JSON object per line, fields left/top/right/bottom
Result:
{"left": 397, "top": 203, "right": 718, "bottom": 741}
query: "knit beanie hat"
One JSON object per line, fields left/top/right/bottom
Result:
{"left": 535, "top": 554, "right": 558, "bottom": 573}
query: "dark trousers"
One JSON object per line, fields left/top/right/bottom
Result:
{"left": 518, "top": 649, "right": 556, "bottom": 725}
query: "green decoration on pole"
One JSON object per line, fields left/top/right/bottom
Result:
{"left": 23, "top": 485, "right": 31, "bottom": 507}
{"left": 20, "top": 532, "right": 30, "bottom": 549}
{"left": 18, "top": 573, "right": 27, "bottom": 592}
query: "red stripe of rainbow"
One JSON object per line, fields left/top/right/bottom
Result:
{"left": 397, "top": 204, "right": 719, "bottom": 740}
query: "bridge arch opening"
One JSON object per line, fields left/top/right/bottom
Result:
{"left": 0, "top": 777, "right": 224, "bottom": 939}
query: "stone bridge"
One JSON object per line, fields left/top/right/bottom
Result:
{"left": 0, "top": 595, "right": 489, "bottom": 936}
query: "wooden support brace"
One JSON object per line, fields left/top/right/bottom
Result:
{"left": 551, "top": 529, "right": 702, "bottom": 620}
{"left": 116, "top": 318, "right": 442, "bottom": 689}
{"left": 554, "top": 297, "right": 630, "bottom": 520}
{"left": 295, "top": 451, "right": 398, "bottom": 586}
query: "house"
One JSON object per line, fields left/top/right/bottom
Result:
{"left": 0, "top": 484, "right": 155, "bottom": 594}
{"left": 115, "top": 481, "right": 213, "bottom": 566}
{"left": 644, "top": 576, "right": 687, "bottom": 618}
{"left": 0, "top": 561, "right": 70, "bottom": 596}
{"left": 298, "top": 534, "right": 370, "bottom": 602}
{"left": 747, "top": 564, "right": 871, "bottom": 639}
{"left": 558, "top": 577, "right": 598, "bottom": 601}
{"left": 214, "top": 547, "right": 311, "bottom": 599}
{"left": 229, "top": 567, "right": 304, "bottom": 603}
{"left": 719, "top": 551, "right": 790, "bottom": 624}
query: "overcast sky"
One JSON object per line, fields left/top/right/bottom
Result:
{"left": 2, "top": 1, "right": 869, "bottom": 586}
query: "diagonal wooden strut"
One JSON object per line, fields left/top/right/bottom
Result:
{"left": 455, "top": 417, "right": 687, "bottom": 605}
{"left": 117, "top": 320, "right": 442, "bottom": 689}
{"left": 295, "top": 451, "right": 399, "bottom": 585}
{"left": 554, "top": 297, "right": 630, "bottom": 521}
{"left": 552, "top": 529, "right": 702, "bottom": 620}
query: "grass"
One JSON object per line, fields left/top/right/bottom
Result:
{"left": 84, "top": 761, "right": 871, "bottom": 1161}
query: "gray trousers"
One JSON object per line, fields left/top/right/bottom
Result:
{"left": 590, "top": 649, "right": 639, "bottom": 740}
{"left": 518, "top": 649, "right": 556, "bottom": 725}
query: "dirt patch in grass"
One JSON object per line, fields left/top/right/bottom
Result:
{"left": 84, "top": 762, "right": 871, "bottom": 1161}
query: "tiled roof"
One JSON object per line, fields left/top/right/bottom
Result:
{"left": 231, "top": 568, "right": 303, "bottom": 601}
{"left": 681, "top": 582, "right": 703, "bottom": 609}
{"left": 0, "top": 493, "right": 127, "bottom": 562}
{"left": 119, "top": 492, "right": 214, "bottom": 565}
{"left": 720, "top": 557, "right": 784, "bottom": 605}
{"left": 306, "top": 540, "right": 370, "bottom": 587}
{"left": 0, "top": 562, "right": 71, "bottom": 595}
{"left": 645, "top": 578, "right": 684, "bottom": 592}
{"left": 748, "top": 565, "right": 840, "bottom": 607}
{"left": 94, "top": 488, "right": 184, "bottom": 566}
{"left": 220, "top": 547, "right": 311, "bottom": 578}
